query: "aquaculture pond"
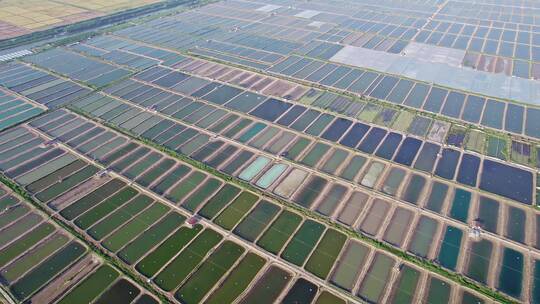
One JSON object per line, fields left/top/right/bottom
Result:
{"left": 274, "top": 168, "right": 308, "bottom": 198}
{"left": 255, "top": 163, "right": 287, "bottom": 189}
{"left": 135, "top": 225, "right": 202, "bottom": 278}
{"left": 381, "top": 167, "right": 405, "bottom": 196}
{"left": 383, "top": 207, "right": 413, "bottom": 247}
{"left": 56, "top": 265, "right": 119, "bottom": 304}
{"left": 476, "top": 196, "right": 499, "bottom": 233}
{"left": 465, "top": 239, "right": 493, "bottom": 283}
{"left": 293, "top": 176, "right": 327, "bottom": 208}
{"left": 181, "top": 178, "right": 222, "bottom": 212}
{"left": 401, "top": 174, "right": 425, "bottom": 204}
{"left": 532, "top": 260, "right": 540, "bottom": 304}
{"left": 437, "top": 226, "right": 463, "bottom": 270}
{"left": 337, "top": 191, "right": 369, "bottom": 226}
{"left": 93, "top": 279, "right": 140, "bottom": 304}
{"left": 316, "top": 184, "right": 347, "bottom": 216}
{"left": 213, "top": 192, "right": 258, "bottom": 230}
{"left": 257, "top": 210, "right": 302, "bottom": 254}
{"left": 205, "top": 253, "right": 266, "bottom": 304}
{"left": 330, "top": 241, "right": 370, "bottom": 291}
{"left": 175, "top": 241, "right": 244, "bottom": 304}
{"left": 388, "top": 265, "right": 420, "bottom": 303}
{"left": 357, "top": 253, "right": 395, "bottom": 303}
{"left": 313, "top": 291, "right": 346, "bottom": 304}
{"left": 153, "top": 229, "right": 222, "bottom": 291}
{"left": 360, "top": 161, "right": 385, "bottom": 188}
{"left": 480, "top": 159, "right": 533, "bottom": 204}
{"left": 281, "top": 220, "right": 325, "bottom": 266}
{"left": 448, "top": 189, "right": 471, "bottom": 223}
{"left": 320, "top": 149, "right": 348, "bottom": 174}
{"left": 233, "top": 200, "right": 280, "bottom": 242}
{"left": 101, "top": 203, "right": 169, "bottom": 253}
{"left": 360, "top": 199, "right": 390, "bottom": 236}
{"left": 238, "top": 156, "right": 271, "bottom": 181}
{"left": 408, "top": 216, "right": 438, "bottom": 257}
{"left": 197, "top": 184, "right": 241, "bottom": 220}
{"left": 117, "top": 213, "right": 186, "bottom": 265}
{"left": 304, "top": 229, "right": 346, "bottom": 279}
{"left": 425, "top": 277, "right": 451, "bottom": 303}
{"left": 425, "top": 182, "right": 448, "bottom": 213}
{"left": 498, "top": 247, "right": 524, "bottom": 298}
{"left": 506, "top": 206, "right": 526, "bottom": 243}
{"left": 9, "top": 241, "right": 87, "bottom": 301}
{"left": 239, "top": 265, "right": 292, "bottom": 304}
{"left": 281, "top": 278, "right": 318, "bottom": 304}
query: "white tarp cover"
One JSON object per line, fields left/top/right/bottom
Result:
{"left": 330, "top": 45, "right": 540, "bottom": 105}
{"left": 402, "top": 42, "right": 465, "bottom": 67}
{"left": 294, "top": 10, "right": 321, "bottom": 19}
{"left": 255, "top": 4, "right": 281, "bottom": 12}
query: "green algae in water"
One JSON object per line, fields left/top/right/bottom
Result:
{"left": 233, "top": 200, "right": 280, "bottom": 242}
{"left": 321, "top": 149, "right": 348, "bottom": 174}
{"left": 2, "top": 233, "right": 69, "bottom": 283}
{"left": 314, "top": 291, "right": 346, "bottom": 304}
{"left": 198, "top": 184, "right": 241, "bottom": 220}
{"left": 10, "top": 241, "right": 86, "bottom": 301}
{"left": 304, "top": 229, "right": 346, "bottom": 279}
{"left": 300, "top": 142, "right": 330, "bottom": 166}
{"left": 166, "top": 171, "right": 206, "bottom": 203}
{"left": 257, "top": 210, "right": 302, "bottom": 254}
{"left": 136, "top": 225, "right": 202, "bottom": 278}
{"left": 0, "top": 222, "right": 54, "bottom": 268}
{"left": 88, "top": 194, "right": 152, "bottom": 240}
{"left": 57, "top": 265, "right": 119, "bottom": 304}
{"left": 153, "top": 229, "right": 222, "bottom": 291}
{"left": 284, "top": 137, "right": 311, "bottom": 160}
{"left": 101, "top": 203, "right": 169, "bottom": 252}
{"left": 59, "top": 179, "right": 125, "bottom": 220}
{"left": 213, "top": 192, "right": 258, "bottom": 230}
{"left": 118, "top": 212, "right": 186, "bottom": 265}
{"left": 74, "top": 187, "right": 138, "bottom": 230}
{"left": 204, "top": 253, "right": 266, "bottom": 304}
{"left": 181, "top": 178, "right": 222, "bottom": 212}
{"left": 280, "top": 219, "right": 325, "bottom": 266}
{"left": 175, "top": 241, "right": 244, "bottom": 304}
